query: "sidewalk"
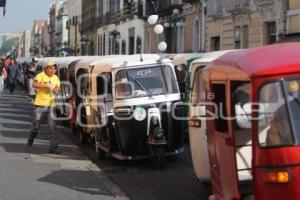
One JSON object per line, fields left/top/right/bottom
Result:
{"left": 0, "top": 88, "right": 129, "bottom": 200}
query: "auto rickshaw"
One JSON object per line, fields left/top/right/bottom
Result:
{"left": 72, "top": 55, "right": 106, "bottom": 142}
{"left": 188, "top": 50, "right": 239, "bottom": 182}
{"left": 86, "top": 54, "right": 184, "bottom": 168}
{"left": 54, "top": 56, "right": 86, "bottom": 118}
{"left": 191, "top": 43, "right": 300, "bottom": 200}
{"left": 173, "top": 52, "right": 236, "bottom": 137}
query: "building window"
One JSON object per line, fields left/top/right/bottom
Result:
{"left": 177, "top": 26, "right": 184, "bottom": 53}
{"left": 102, "top": 33, "right": 106, "bottom": 55}
{"left": 98, "top": 34, "right": 100, "bottom": 55}
{"left": 193, "top": 19, "right": 200, "bottom": 52}
{"left": 136, "top": 36, "right": 142, "bottom": 54}
{"left": 265, "top": 21, "right": 276, "bottom": 44}
{"left": 288, "top": 15, "right": 300, "bottom": 34}
{"left": 109, "top": 37, "right": 112, "bottom": 55}
{"left": 128, "top": 28, "right": 135, "bottom": 55}
{"left": 242, "top": 25, "right": 249, "bottom": 48}
{"left": 234, "top": 26, "right": 241, "bottom": 49}
{"left": 210, "top": 36, "right": 220, "bottom": 51}
{"left": 122, "top": 40, "right": 126, "bottom": 54}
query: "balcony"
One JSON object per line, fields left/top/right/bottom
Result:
{"left": 255, "top": 0, "right": 273, "bottom": 7}
{"left": 206, "top": 0, "right": 224, "bottom": 18}
{"left": 107, "top": 2, "right": 140, "bottom": 24}
{"left": 96, "top": 16, "right": 105, "bottom": 28}
{"left": 79, "top": 18, "right": 94, "bottom": 33}
{"left": 226, "top": 0, "right": 251, "bottom": 14}
{"left": 158, "top": 1, "right": 183, "bottom": 16}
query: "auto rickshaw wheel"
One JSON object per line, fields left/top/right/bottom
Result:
{"left": 153, "top": 146, "right": 166, "bottom": 169}
{"left": 71, "top": 124, "right": 77, "bottom": 135}
{"left": 96, "top": 147, "right": 106, "bottom": 160}
{"left": 78, "top": 125, "right": 88, "bottom": 144}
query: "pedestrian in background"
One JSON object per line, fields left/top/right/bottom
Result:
{"left": 3, "top": 55, "right": 11, "bottom": 89}
{"left": 27, "top": 61, "right": 61, "bottom": 154}
{"left": 0, "top": 60, "right": 5, "bottom": 95}
{"left": 27, "top": 59, "right": 37, "bottom": 101}
{"left": 7, "top": 58, "right": 20, "bottom": 94}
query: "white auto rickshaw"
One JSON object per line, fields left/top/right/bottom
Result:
{"left": 84, "top": 54, "right": 184, "bottom": 168}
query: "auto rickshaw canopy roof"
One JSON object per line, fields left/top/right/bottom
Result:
{"left": 55, "top": 56, "right": 87, "bottom": 70}
{"left": 206, "top": 43, "right": 300, "bottom": 81}
{"left": 172, "top": 53, "right": 205, "bottom": 66}
{"left": 91, "top": 54, "right": 172, "bottom": 75}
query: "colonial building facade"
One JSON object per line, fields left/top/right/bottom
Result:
{"left": 206, "top": 0, "right": 288, "bottom": 51}
{"left": 95, "top": 0, "right": 145, "bottom": 55}
{"left": 287, "top": 0, "right": 300, "bottom": 33}
{"left": 66, "top": 0, "right": 81, "bottom": 55}
{"left": 12, "top": 0, "right": 300, "bottom": 58}
{"left": 55, "top": 2, "right": 69, "bottom": 56}
{"left": 30, "top": 20, "right": 47, "bottom": 57}
{"left": 80, "top": 0, "right": 96, "bottom": 55}
{"left": 145, "top": 0, "right": 204, "bottom": 53}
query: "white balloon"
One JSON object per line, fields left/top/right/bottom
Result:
{"left": 158, "top": 42, "right": 167, "bottom": 52}
{"left": 147, "top": 15, "right": 158, "bottom": 25}
{"left": 154, "top": 24, "right": 164, "bottom": 34}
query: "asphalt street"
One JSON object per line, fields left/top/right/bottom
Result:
{"left": 0, "top": 86, "right": 211, "bottom": 200}
{"left": 0, "top": 87, "right": 128, "bottom": 200}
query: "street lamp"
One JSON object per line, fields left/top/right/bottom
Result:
{"left": 154, "top": 24, "right": 164, "bottom": 34}
{"left": 80, "top": 35, "right": 89, "bottom": 55}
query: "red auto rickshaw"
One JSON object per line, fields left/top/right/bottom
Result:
{"left": 196, "top": 43, "right": 300, "bottom": 200}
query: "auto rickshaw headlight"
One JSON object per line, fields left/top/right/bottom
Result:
{"left": 115, "top": 107, "right": 131, "bottom": 115}
{"left": 151, "top": 116, "right": 159, "bottom": 125}
{"left": 263, "top": 171, "right": 290, "bottom": 184}
{"left": 153, "top": 127, "right": 164, "bottom": 139}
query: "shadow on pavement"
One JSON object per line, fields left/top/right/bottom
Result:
{"left": 1, "top": 130, "right": 29, "bottom": 139}
{"left": 0, "top": 115, "right": 32, "bottom": 122}
{"left": 0, "top": 142, "right": 88, "bottom": 161}
{"left": 38, "top": 169, "right": 111, "bottom": 196}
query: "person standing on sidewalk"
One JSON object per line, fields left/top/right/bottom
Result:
{"left": 0, "top": 60, "right": 5, "bottom": 95}
{"left": 27, "top": 59, "right": 37, "bottom": 101}
{"left": 3, "top": 55, "right": 11, "bottom": 89}
{"left": 27, "top": 61, "right": 61, "bottom": 154}
{"left": 7, "top": 58, "right": 20, "bottom": 94}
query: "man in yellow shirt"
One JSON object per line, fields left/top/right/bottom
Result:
{"left": 27, "top": 61, "right": 61, "bottom": 154}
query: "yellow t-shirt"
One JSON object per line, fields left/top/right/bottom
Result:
{"left": 34, "top": 72, "right": 60, "bottom": 107}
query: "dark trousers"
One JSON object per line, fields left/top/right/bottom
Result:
{"left": 29, "top": 106, "right": 59, "bottom": 151}
{"left": 9, "top": 82, "right": 16, "bottom": 93}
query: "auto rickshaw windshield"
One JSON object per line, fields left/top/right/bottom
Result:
{"left": 258, "top": 78, "right": 300, "bottom": 147}
{"left": 115, "top": 65, "right": 179, "bottom": 99}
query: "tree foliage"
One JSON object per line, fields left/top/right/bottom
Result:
{"left": 0, "top": 38, "right": 17, "bottom": 56}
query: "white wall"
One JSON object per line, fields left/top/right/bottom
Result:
{"left": 97, "top": 18, "right": 145, "bottom": 55}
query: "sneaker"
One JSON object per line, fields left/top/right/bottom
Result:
{"left": 48, "top": 149, "right": 61, "bottom": 154}
{"left": 27, "top": 138, "right": 34, "bottom": 146}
